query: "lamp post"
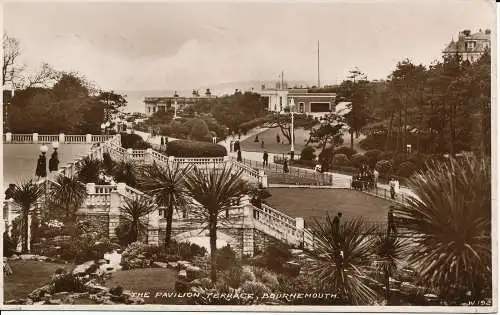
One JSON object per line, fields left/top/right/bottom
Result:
{"left": 173, "top": 100, "right": 179, "bottom": 119}
{"left": 100, "top": 123, "right": 106, "bottom": 135}
{"left": 290, "top": 97, "right": 295, "bottom": 161}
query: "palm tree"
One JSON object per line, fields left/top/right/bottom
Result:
{"left": 112, "top": 160, "right": 137, "bottom": 187}
{"left": 76, "top": 157, "right": 102, "bottom": 183}
{"left": 48, "top": 175, "right": 87, "bottom": 220}
{"left": 393, "top": 156, "right": 491, "bottom": 302}
{"left": 11, "top": 180, "right": 44, "bottom": 253}
{"left": 307, "top": 216, "right": 379, "bottom": 304}
{"left": 372, "top": 230, "right": 407, "bottom": 305}
{"left": 137, "top": 162, "right": 192, "bottom": 247}
{"left": 184, "top": 165, "right": 250, "bottom": 282}
{"left": 119, "top": 197, "right": 157, "bottom": 244}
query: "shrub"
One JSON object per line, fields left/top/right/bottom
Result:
{"left": 3, "top": 232, "right": 17, "bottom": 257}
{"left": 166, "top": 140, "right": 227, "bottom": 157}
{"left": 226, "top": 265, "right": 244, "bottom": 288}
{"left": 333, "top": 153, "right": 349, "bottom": 166}
{"left": 350, "top": 153, "right": 369, "bottom": 169}
{"left": 332, "top": 146, "right": 357, "bottom": 157}
{"left": 241, "top": 280, "right": 271, "bottom": 296}
{"left": 392, "top": 153, "right": 410, "bottom": 169}
{"left": 189, "top": 118, "right": 210, "bottom": 141}
{"left": 102, "top": 152, "right": 114, "bottom": 174}
{"left": 300, "top": 146, "right": 316, "bottom": 161}
{"left": 375, "top": 160, "right": 393, "bottom": 177}
{"left": 52, "top": 272, "right": 86, "bottom": 293}
{"left": 120, "top": 132, "right": 151, "bottom": 150}
{"left": 364, "top": 149, "right": 383, "bottom": 168}
{"left": 176, "top": 241, "right": 206, "bottom": 260}
{"left": 398, "top": 161, "right": 417, "bottom": 178}
{"left": 260, "top": 271, "right": 279, "bottom": 289}
{"left": 216, "top": 245, "right": 237, "bottom": 271}
{"left": 263, "top": 243, "right": 292, "bottom": 273}
{"left": 240, "top": 266, "right": 256, "bottom": 282}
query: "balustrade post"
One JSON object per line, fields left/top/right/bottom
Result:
{"left": 223, "top": 155, "right": 229, "bottom": 163}
{"left": 126, "top": 148, "right": 133, "bottom": 162}
{"left": 33, "top": 133, "right": 39, "bottom": 143}
{"left": 145, "top": 148, "right": 153, "bottom": 164}
{"left": 86, "top": 182, "right": 96, "bottom": 194}
{"left": 168, "top": 156, "right": 175, "bottom": 164}
{"left": 86, "top": 134, "right": 92, "bottom": 143}
{"left": 116, "top": 182, "right": 126, "bottom": 195}
{"left": 109, "top": 189, "right": 122, "bottom": 240}
{"left": 59, "top": 133, "right": 65, "bottom": 143}
{"left": 115, "top": 133, "right": 122, "bottom": 146}
{"left": 5, "top": 132, "right": 12, "bottom": 143}
{"left": 295, "top": 217, "right": 304, "bottom": 230}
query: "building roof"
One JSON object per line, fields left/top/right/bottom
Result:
{"left": 443, "top": 29, "right": 491, "bottom": 54}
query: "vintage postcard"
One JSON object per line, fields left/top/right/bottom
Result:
{"left": 1, "top": 0, "right": 497, "bottom": 312}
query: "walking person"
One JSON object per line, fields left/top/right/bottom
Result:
{"left": 283, "top": 158, "right": 289, "bottom": 173}
{"left": 387, "top": 206, "right": 397, "bottom": 235}
{"left": 389, "top": 177, "right": 396, "bottom": 200}
{"left": 234, "top": 140, "right": 240, "bottom": 152}
{"left": 373, "top": 169, "right": 379, "bottom": 187}
{"left": 261, "top": 140, "right": 265, "bottom": 149}
{"left": 160, "top": 136, "right": 165, "bottom": 149}
{"left": 276, "top": 133, "right": 281, "bottom": 144}
{"left": 230, "top": 140, "right": 234, "bottom": 152}
{"left": 263, "top": 151, "right": 269, "bottom": 167}
{"left": 332, "top": 212, "right": 342, "bottom": 238}
{"left": 237, "top": 149, "right": 242, "bottom": 162}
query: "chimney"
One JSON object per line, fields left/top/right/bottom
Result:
{"left": 485, "top": 29, "right": 491, "bottom": 35}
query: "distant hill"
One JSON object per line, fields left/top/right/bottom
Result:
{"left": 118, "top": 80, "right": 314, "bottom": 113}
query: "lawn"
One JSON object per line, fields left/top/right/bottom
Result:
{"left": 239, "top": 127, "right": 311, "bottom": 154}
{"left": 105, "top": 268, "right": 182, "bottom": 304}
{"left": 266, "top": 187, "right": 393, "bottom": 228}
{"left": 3, "top": 143, "right": 92, "bottom": 187}
{"left": 3, "top": 259, "right": 71, "bottom": 302}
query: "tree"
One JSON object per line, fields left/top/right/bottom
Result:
{"left": 307, "top": 216, "right": 378, "bottom": 304}
{"left": 372, "top": 231, "right": 406, "bottom": 305}
{"left": 48, "top": 175, "right": 87, "bottom": 220}
{"left": 112, "top": 161, "right": 137, "bottom": 187}
{"left": 11, "top": 180, "right": 44, "bottom": 253}
{"left": 309, "top": 122, "right": 344, "bottom": 151}
{"left": 184, "top": 165, "right": 250, "bottom": 282}
{"left": 14, "top": 62, "right": 58, "bottom": 89}
{"left": 393, "top": 156, "right": 491, "bottom": 302}
{"left": 97, "top": 90, "right": 127, "bottom": 121}
{"left": 189, "top": 118, "right": 210, "bottom": 141}
{"left": 118, "top": 197, "right": 157, "bottom": 244}
{"left": 2, "top": 34, "right": 22, "bottom": 86}
{"left": 338, "top": 69, "right": 371, "bottom": 149}
{"left": 76, "top": 157, "right": 102, "bottom": 184}
{"left": 267, "top": 113, "right": 317, "bottom": 145}
{"left": 137, "top": 162, "right": 192, "bottom": 247}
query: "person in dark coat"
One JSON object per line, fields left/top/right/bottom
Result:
{"left": 5, "top": 184, "right": 15, "bottom": 200}
{"left": 263, "top": 151, "right": 269, "bottom": 167}
{"left": 35, "top": 153, "right": 47, "bottom": 178}
{"left": 160, "top": 136, "right": 165, "bottom": 149}
{"left": 332, "top": 212, "right": 342, "bottom": 237}
{"left": 283, "top": 158, "right": 289, "bottom": 173}
{"left": 234, "top": 140, "right": 240, "bottom": 152}
{"left": 48, "top": 150, "right": 59, "bottom": 172}
{"left": 387, "top": 206, "right": 397, "bottom": 235}
{"left": 276, "top": 133, "right": 281, "bottom": 144}
{"left": 237, "top": 149, "right": 242, "bottom": 162}
{"left": 254, "top": 135, "right": 259, "bottom": 142}
{"left": 261, "top": 140, "right": 265, "bottom": 148}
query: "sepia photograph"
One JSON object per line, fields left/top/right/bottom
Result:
{"left": 1, "top": 0, "right": 496, "bottom": 312}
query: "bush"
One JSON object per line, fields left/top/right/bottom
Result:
{"left": 333, "top": 153, "right": 349, "bottom": 166}
{"left": 216, "top": 245, "right": 237, "bottom": 271}
{"left": 350, "top": 153, "right": 369, "bottom": 169}
{"left": 3, "top": 232, "right": 17, "bottom": 257}
{"left": 263, "top": 243, "right": 292, "bottom": 273}
{"left": 102, "top": 152, "right": 114, "bottom": 174}
{"left": 300, "top": 146, "right": 316, "bottom": 161}
{"left": 240, "top": 266, "right": 256, "bottom": 282}
{"left": 392, "top": 153, "right": 410, "bottom": 169}
{"left": 378, "top": 151, "right": 394, "bottom": 161}
{"left": 120, "top": 132, "right": 151, "bottom": 150}
{"left": 332, "top": 146, "right": 357, "bottom": 157}
{"left": 189, "top": 118, "right": 211, "bottom": 141}
{"left": 375, "top": 160, "right": 393, "bottom": 177}
{"left": 166, "top": 140, "right": 227, "bottom": 157}
{"left": 52, "top": 272, "right": 86, "bottom": 293}
{"left": 364, "top": 149, "right": 383, "bottom": 168}
{"left": 226, "top": 265, "right": 244, "bottom": 288}
{"left": 398, "top": 161, "right": 417, "bottom": 178}
{"left": 237, "top": 115, "right": 271, "bottom": 134}
{"left": 121, "top": 241, "right": 156, "bottom": 269}
{"left": 241, "top": 280, "right": 271, "bottom": 296}
{"left": 260, "top": 271, "right": 279, "bottom": 289}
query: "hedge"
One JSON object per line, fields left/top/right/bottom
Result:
{"left": 120, "top": 133, "right": 152, "bottom": 150}
{"left": 238, "top": 116, "right": 272, "bottom": 133}
{"left": 332, "top": 146, "right": 357, "bottom": 157}
{"left": 166, "top": 139, "right": 227, "bottom": 157}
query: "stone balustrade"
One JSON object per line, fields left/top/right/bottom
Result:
{"left": 3, "top": 133, "right": 117, "bottom": 144}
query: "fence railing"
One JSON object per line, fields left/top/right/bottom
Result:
{"left": 4, "top": 134, "right": 116, "bottom": 144}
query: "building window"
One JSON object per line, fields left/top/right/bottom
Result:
{"left": 299, "top": 102, "right": 305, "bottom": 113}
{"left": 466, "top": 41, "right": 476, "bottom": 50}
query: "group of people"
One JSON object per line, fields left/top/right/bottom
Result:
{"left": 97, "top": 170, "right": 116, "bottom": 185}
{"left": 351, "top": 164, "right": 377, "bottom": 191}
{"left": 159, "top": 136, "right": 169, "bottom": 150}
{"left": 229, "top": 139, "right": 241, "bottom": 153}
{"left": 388, "top": 177, "right": 400, "bottom": 200}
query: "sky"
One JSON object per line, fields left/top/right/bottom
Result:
{"left": 3, "top": 0, "right": 495, "bottom": 92}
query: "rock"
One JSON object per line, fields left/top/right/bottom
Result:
{"left": 86, "top": 283, "right": 110, "bottom": 294}
{"left": 177, "top": 260, "right": 191, "bottom": 269}
{"left": 189, "top": 278, "right": 202, "bottom": 286}
{"left": 36, "top": 255, "right": 49, "bottom": 261}
{"left": 199, "top": 277, "right": 212, "bottom": 289}
{"left": 73, "top": 260, "right": 97, "bottom": 275}
{"left": 5, "top": 299, "right": 20, "bottom": 304}
{"left": 20, "top": 254, "right": 36, "bottom": 260}
{"left": 52, "top": 291, "right": 70, "bottom": 299}
{"left": 178, "top": 269, "right": 187, "bottom": 280}
{"left": 186, "top": 265, "right": 202, "bottom": 280}
{"left": 153, "top": 261, "right": 168, "bottom": 268}
{"left": 25, "top": 298, "right": 34, "bottom": 305}
{"left": 109, "top": 286, "right": 123, "bottom": 296}
{"left": 47, "top": 299, "right": 62, "bottom": 305}
{"left": 34, "top": 301, "right": 46, "bottom": 305}
{"left": 28, "top": 284, "right": 52, "bottom": 301}
{"left": 167, "top": 261, "right": 179, "bottom": 269}
{"left": 290, "top": 249, "right": 303, "bottom": 255}
{"left": 9, "top": 254, "right": 20, "bottom": 260}
{"left": 110, "top": 294, "right": 126, "bottom": 303}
